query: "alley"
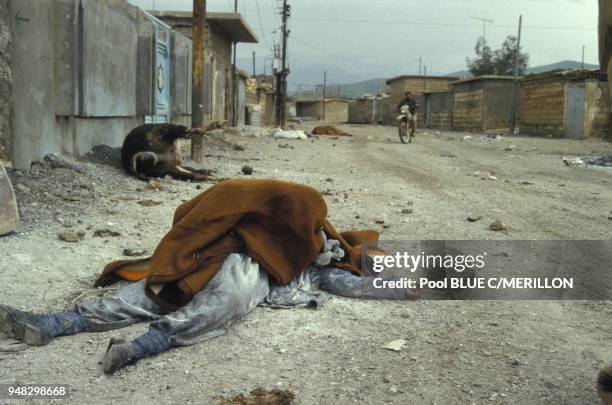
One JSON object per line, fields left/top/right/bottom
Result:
{"left": 0, "top": 125, "right": 611, "bottom": 403}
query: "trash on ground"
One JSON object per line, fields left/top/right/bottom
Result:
{"left": 272, "top": 128, "right": 308, "bottom": 140}
{"left": 467, "top": 216, "right": 483, "bottom": 222}
{"left": 147, "top": 179, "right": 163, "bottom": 190}
{"left": 563, "top": 155, "right": 612, "bottom": 168}
{"left": 123, "top": 248, "right": 147, "bottom": 257}
{"left": 381, "top": 339, "right": 407, "bottom": 352}
{"left": 462, "top": 135, "right": 473, "bottom": 141}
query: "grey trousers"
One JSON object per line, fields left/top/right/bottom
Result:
{"left": 77, "top": 254, "right": 414, "bottom": 346}
{"left": 77, "top": 254, "right": 270, "bottom": 346}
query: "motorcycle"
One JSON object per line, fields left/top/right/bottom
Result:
{"left": 397, "top": 105, "right": 415, "bottom": 144}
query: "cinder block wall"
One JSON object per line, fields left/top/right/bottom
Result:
{"left": 518, "top": 76, "right": 566, "bottom": 137}
{"left": 348, "top": 100, "right": 374, "bottom": 124}
{"left": 452, "top": 81, "right": 485, "bottom": 131}
{"left": 483, "top": 81, "right": 514, "bottom": 130}
{"left": 427, "top": 92, "right": 454, "bottom": 129}
{"left": 0, "top": 0, "right": 12, "bottom": 163}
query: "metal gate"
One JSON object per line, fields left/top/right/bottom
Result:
{"left": 565, "top": 85, "right": 585, "bottom": 139}
{"left": 143, "top": 12, "right": 172, "bottom": 124}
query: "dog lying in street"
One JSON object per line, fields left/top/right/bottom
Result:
{"left": 121, "top": 122, "right": 223, "bottom": 182}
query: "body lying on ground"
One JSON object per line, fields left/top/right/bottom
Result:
{"left": 121, "top": 122, "right": 222, "bottom": 182}
{"left": 0, "top": 179, "right": 419, "bottom": 374}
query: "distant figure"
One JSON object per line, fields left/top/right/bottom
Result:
{"left": 396, "top": 91, "right": 419, "bottom": 136}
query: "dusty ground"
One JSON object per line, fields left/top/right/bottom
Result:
{"left": 1, "top": 123, "right": 612, "bottom": 404}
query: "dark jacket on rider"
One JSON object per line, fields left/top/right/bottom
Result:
{"left": 397, "top": 98, "right": 419, "bottom": 113}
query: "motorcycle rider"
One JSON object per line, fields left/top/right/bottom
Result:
{"left": 397, "top": 91, "right": 419, "bottom": 137}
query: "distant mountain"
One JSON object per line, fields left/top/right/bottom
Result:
{"left": 447, "top": 60, "right": 600, "bottom": 78}
{"left": 334, "top": 78, "right": 388, "bottom": 98}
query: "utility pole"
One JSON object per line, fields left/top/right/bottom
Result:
{"left": 470, "top": 16, "right": 493, "bottom": 40}
{"left": 230, "top": 0, "right": 238, "bottom": 127}
{"left": 419, "top": 57, "right": 422, "bottom": 76}
{"left": 509, "top": 14, "right": 523, "bottom": 135}
{"left": 252, "top": 51, "right": 256, "bottom": 76}
{"left": 275, "top": 0, "right": 290, "bottom": 128}
{"left": 322, "top": 70, "right": 327, "bottom": 121}
{"left": 424, "top": 66, "right": 428, "bottom": 92}
{"left": 191, "top": 0, "right": 207, "bottom": 162}
{"left": 581, "top": 45, "right": 585, "bottom": 70}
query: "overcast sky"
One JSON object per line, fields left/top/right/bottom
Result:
{"left": 127, "top": 0, "right": 599, "bottom": 85}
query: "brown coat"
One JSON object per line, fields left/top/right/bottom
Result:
{"left": 95, "top": 179, "right": 378, "bottom": 311}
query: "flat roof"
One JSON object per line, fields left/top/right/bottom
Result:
{"left": 386, "top": 75, "right": 460, "bottom": 84}
{"left": 450, "top": 75, "right": 514, "bottom": 85}
{"left": 521, "top": 69, "right": 607, "bottom": 83}
{"left": 151, "top": 11, "right": 258, "bottom": 43}
{"left": 296, "top": 98, "right": 349, "bottom": 103}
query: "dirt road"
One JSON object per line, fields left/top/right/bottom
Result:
{"left": 1, "top": 123, "right": 611, "bottom": 404}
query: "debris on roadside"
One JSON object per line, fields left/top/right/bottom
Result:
{"left": 43, "top": 154, "right": 85, "bottom": 173}
{"left": 401, "top": 208, "right": 413, "bottom": 214}
{"left": 489, "top": 220, "right": 510, "bottom": 232}
{"left": 467, "top": 216, "right": 483, "bottom": 222}
{"left": 311, "top": 125, "right": 352, "bottom": 137}
{"left": 233, "top": 144, "right": 246, "bottom": 151}
{"left": 563, "top": 155, "right": 612, "bottom": 168}
{"left": 216, "top": 388, "right": 295, "bottom": 405}
{"left": 462, "top": 135, "right": 473, "bottom": 141}
{"left": 241, "top": 164, "right": 254, "bottom": 175}
{"left": 272, "top": 128, "right": 308, "bottom": 140}
{"left": 137, "top": 199, "right": 162, "bottom": 207}
{"left": 93, "top": 229, "right": 121, "bottom": 238}
{"left": 58, "top": 230, "right": 85, "bottom": 243}
{"left": 505, "top": 145, "right": 518, "bottom": 151}
{"left": 381, "top": 339, "right": 406, "bottom": 352}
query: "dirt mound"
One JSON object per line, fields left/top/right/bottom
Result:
{"left": 311, "top": 125, "right": 352, "bottom": 137}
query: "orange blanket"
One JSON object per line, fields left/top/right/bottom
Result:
{"left": 95, "top": 179, "right": 378, "bottom": 311}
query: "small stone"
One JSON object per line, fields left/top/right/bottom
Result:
{"left": 137, "top": 199, "right": 162, "bottom": 206}
{"left": 488, "top": 175, "right": 498, "bottom": 181}
{"left": 15, "top": 183, "right": 31, "bottom": 193}
{"left": 325, "top": 178, "right": 334, "bottom": 182}
{"left": 241, "top": 164, "right": 253, "bottom": 175}
{"left": 489, "top": 220, "right": 510, "bottom": 232}
{"left": 389, "top": 386, "right": 398, "bottom": 393}
{"left": 401, "top": 208, "right": 413, "bottom": 214}
{"left": 505, "top": 145, "right": 518, "bottom": 151}
{"left": 233, "top": 144, "right": 245, "bottom": 151}
{"left": 375, "top": 218, "right": 385, "bottom": 225}
{"left": 383, "top": 376, "right": 391, "bottom": 384}
{"left": 467, "top": 216, "right": 482, "bottom": 222}
{"left": 93, "top": 229, "right": 121, "bottom": 238}
{"left": 147, "top": 179, "right": 163, "bottom": 190}
{"left": 123, "top": 248, "right": 148, "bottom": 257}
{"left": 58, "top": 230, "right": 85, "bottom": 243}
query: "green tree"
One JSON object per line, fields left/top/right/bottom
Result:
{"left": 493, "top": 36, "right": 529, "bottom": 75}
{"left": 466, "top": 37, "right": 496, "bottom": 76}
{"left": 466, "top": 35, "right": 529, "bottom": 76}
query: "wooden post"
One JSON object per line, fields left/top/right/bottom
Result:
{"left": 509, "top": 15, "right": 523, "bottom": 135}
{"left": 191, "top": 0, "right": 207, "bottom": 162}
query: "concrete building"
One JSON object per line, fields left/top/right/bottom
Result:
{"left": 296, "top": 99, "right": 349, "bottom": 122}
{"left": 0, "top": 0, "right": 257, "bottom": 169}
{"left": 451, "top": 76, "right": 514, "bottom": 131}
{"left": 519, "top": 71, "right": 609, "bottom": 139}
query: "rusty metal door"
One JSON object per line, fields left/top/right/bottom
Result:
{"left": 565, "top": 85, "right": 585, "bottom": 139}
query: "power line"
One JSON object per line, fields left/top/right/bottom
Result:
{"left": 254, "top": 0, "right": 269, "bottom": 47}
{"left": 292, "top": 36, "right": 420, "bottom": 72}
{"left": 291, "top": 17, "right": 596, "bottom": 31}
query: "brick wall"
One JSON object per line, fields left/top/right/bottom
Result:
{"left": 519, "top": 77, "right": 566, "bottom": 137}
{"left": 426, "top": 92, "right": 454, "bottom": 129}
{"left": 483, "top": 81, "right": 514, "bottom": 129}
{"left": 452, "top": 81, "right": 485, "bottom": 131}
